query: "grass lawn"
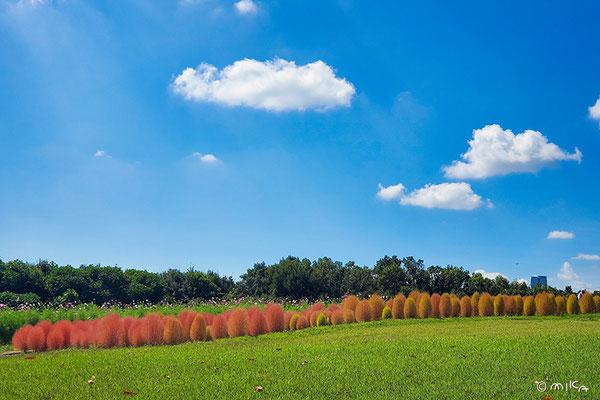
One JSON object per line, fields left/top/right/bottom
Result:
{"left": 0, "top": 315, "right": 598, "bottom": 399}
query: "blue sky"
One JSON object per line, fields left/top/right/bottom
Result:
{"left": 1, "top": 0, "right": 599, "bottom": 290}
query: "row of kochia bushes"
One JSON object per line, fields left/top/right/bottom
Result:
{"left": 11, "top": 291, "right": 599, "bottom": 352}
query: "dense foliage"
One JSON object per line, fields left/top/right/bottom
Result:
{"left": 0, "top": 256, "right": 590, "bottom": 307}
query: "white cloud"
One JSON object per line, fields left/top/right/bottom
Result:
{"left": 547, "top": 230, "right": 575, "bottom": 240}
{"left": 172, "top": 58, "right": 355, "bottom": 112}
{"left": 474, "top": 269, "right": 507, "bottom": 280}
{"left": 94, "top": 150, "right": 109, "bottom": 158}
{"left": 589, "top": 97, "right": 600, "bottom": 122}
{"left": 192, "top": 152, "right": 219, "bottom": 163}
{"left": 376, "top": 183, "right": 405, "bottom": 201}
{"left": 572, "top": 253, "right": 600, "bottom": 260}
{"left": 235, "top": 0, "right": 257, "bottom": 15}
{"left": 377, "top": 182, "right": 491, "bottom": 211}
{"left": 558, "top": 262, "right": 577, "bottom": 281}
{"left": 517, "top": 278, "right": 527, "bottom": 285}
{"left": 443, "top": 124, "right": 582, "bottom": 179}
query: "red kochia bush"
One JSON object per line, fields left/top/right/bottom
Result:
{"left": 369, "top": 294, "right": 385, "bottom": 321}
{"left": 178, "top": 310, "right": 196, "bottom": 340}
{"left": 403, "top": 298, "right": 417, "bottom": 318}
{"left": 37, "top": 320, "right": 52, "bottom": 336}
{"left": 12, "top": 324, "right": 32, "bottom": 351}
{"left": 343, "top": 308, "right": 355, "bottom": 323}
{"left": 326, "top": 304, "right": 340, "bottom": 313}
{"left": 386, "top": 299, "right": 394, "bottom": 310}
{"left": 330, "top": 309, "right": 345, "bottom": 325}
{"left": 141, "top": 313, "right": 164, "bottom": 345}
{"left": 128, "top": 319, "right": 145, "bottom": 347}
{"left": 120, "top": 316, "right": 135, "bottom": 347}
{"left": 211, "top": 314, "right": 228, "bottom": 339}
{"left": 190, "top": 314, "right": 207, "bottom": 341}
{"left": 342, "top": 295, "right": 360, "bottom": 312}
{"left": 431, "top": 293, "right": 441, "bottom": 318}
{"left": 163, "top": 317, "right": 185, "bottom": 345}
{"left": 460, "top": 296, "right": 472, "bottom": 317}
{"left": 26, "top": 326, "right": 47, "bottom": 352}
{"left": 97, "top": 313, "right": 123, "bottom": 348}
{"left": 265, "top": 303, "right": 285, "bottom": 333}
{"left": 47, "top": 320, "right": 72, "bottom": 350}
{"left": 295, "top": 315, "right": 309, "bottom": 330}
{"left": 248, "top": 310, "right": 267, "bottom": 336}
{"left": 355, "top": 299, "right": 372, "bottom": 322}
{"left": 227, "top": 309, "right": 249, "bottom": 338}
{"left": 478, "top": 293, "right": 494, "bottom": 317}
{"left": 310, "top": 311, "right": 319, "bottom": 327}
{"left": 392, "top": 294, "right": 405, "bottom": 319}
{"left": 439, "top": 293, "right": 451, "bottom": 318}
{"left": 417, "top": 293, "right": 432, "bottom": 319}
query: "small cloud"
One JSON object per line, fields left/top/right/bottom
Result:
{"left": 547, "top": 230, "right": 575, "bottom": 240}
{"left": 171, "top": 58, "right": 355, "bottom": 112}
{"left": 443, "top": 124, "right": 582, "bottom": 179}
{"left": 572, "top": 253, "right": 600, "bottom": 260}
{"left": 474, "top": 269, "right": 507, "bottom": 280}
{"left": 589, "top": 97, "right": 600, "bottom": 124}
{"left": 94, "top": 150, "right": 110, "bottom": 159}
{"left": 192, "top": 152, "right": 219, "bottom": 163}
{"left": 234, "top": 0, "right": 257, "bottom": 15}
{"left": 556, "top": 261, "right": 590, "bottom": 290}
{"left": 377, "top": 182, "right": 491, "bottom": 211}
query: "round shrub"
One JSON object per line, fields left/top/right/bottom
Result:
{"left": 47, "top": 320, "right": 72, "bottom": 350}
{"left": 450, "top": 297, "right": 460, "bottom": 317}
{"left": 289, "top": 314, "right": 300, "bottom": 330}
{"left": 284, "top": 311, "right": 295, "bottom": 331}
{"left": 493, "top": 295, "right": 505, "bottom": 316}
{"left": 265, "top": 303, "right": 285, "bottom": 333}
{"left": 523, "top": 296, "right": 536, "bottom": 316}
{"left": 567, "top": 294, "right": 580, "bottom": 314}
{"left": 513, "top": 295, "right": 523, "bottom": 316}
{"left": 316, "top": 313, "right": 328, "bottom": 327}
{"left": 211, "top": 315, "right": 228, "bottom": 339}
{"left": 369, "top": 294, "right": 385, "bottom": 321}
{"left": 431, "top": 293, "right": 441, "bottom": 318}
{"left": 120, "top": 316, "right": 135, "bottom": 347}
{"left": 382, "top": 306, "right": 392, "bottom": 319}
{"left": 547, "top": 293, "right": 557, "bottom": 315}
{"left": 163, "top": 317, "right": 185, "bottom": 345}
{"left": 190, "top": 314, "right": 207, "bottom": 341}
{"left": 408, "top": 290, "right": 420, "bottom": 303}
{"left": 536, "top": 292, "right": 553, "bottom": 316}
{"left": 205, "top": 326, "right": 213, "bottom": 341}
{"left": 128, "top": 320, "right": 144, "bottom": 347}
{"left": 309, "top": 311, "right": 319, "bottom": 327}
{"left": 555, "top": 296, "right": 566, "bottom": 315}
{"left": 97, "top": 314, "right": 123, "bottom": 348}
{"left": 439, "top": 293, "right": 451, "bottom": 318}
{"left": 579, "top": 292, "right": 594, "bottom": 314}
{"left": 227, "top": 309, "right": 249, "bottom": 338}
{"left": 295, "top": 315, "right": 309, "bottom": 330}
{"left": 403, "top": 298, "right": 417, "bottom": 319}
{"left": 326, "top": 304, "right": 340, "bottom": 313}
{"left": 342, "top": 295, "right": 360, "bottom": 312}
{"left": 343, "top": 308, "right": 356, "bottom": 323}
{"left": 12, "top": 324, "right": 32, "bottom": 351}
{"left": 504, "top": 296, "right": 515, "bottom": 316}
{"left": 392, "top": 294, "right": 405, "bottom": 319}
{"left": 417, "top": 293, "right": 432, "bottom": 319}
{"left": 470, "top": 292, "right": 480, "bottom": 316}
{"left": 331, "top": 310, "right": 345, "bottom": 325}
{"left": 478, "top": 293, "right": 494, "bottom": 317}
{"left": 386, "top": 299, "right": 394, "bottom": 310}
{"left": 460, "top": 296, "right": 471, "bottom": 317}
{"left": 248, "top": 311, "right": 267, "bottom": 336}
{"left": 26, "top": 325, "right": 46, "bottom": 352}
{"left": 141, "top": 314, "right": 163, "bottom": 346}
{"left": 355, "top": 299, "right": 372, "bottom": 322}
{"left": 594, "top": 295, "right": 600, "bottom": 313}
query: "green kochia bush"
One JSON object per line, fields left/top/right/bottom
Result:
{"left": 382, "top": 306, "right": 392, "bottom": 319}
{"left": 316, "top": 313, "right": 328, "bottom": 327}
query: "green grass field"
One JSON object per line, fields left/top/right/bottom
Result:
{"left": 1, "top": 315, "right": 598, "bottom": 399}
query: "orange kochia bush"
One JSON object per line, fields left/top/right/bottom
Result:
{"left": 392, "top": 294, "right": 405, "bottom": 319}
{"left": 439, "top": 293, "right": 451, "bottom": 318}
{"left": 355, "top": 300, "right": 372, "bottom": 322}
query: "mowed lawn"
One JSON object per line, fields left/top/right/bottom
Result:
{"left": 0, "top": 315, "right": 599, "bottom": 400}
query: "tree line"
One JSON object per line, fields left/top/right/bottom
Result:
{"left": 0, "top": 256, "right": 585, "bottom": 306}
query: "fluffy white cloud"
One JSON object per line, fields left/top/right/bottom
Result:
{"left": 547, "top": 230, "right": 575, "bottom": 240}
{"left": 589, "top": 97, "right": 600, "bottom": 122}
{"left": 443, "top": 124, "right": 582, "bottom": 179}
{"left": 192, "top": 152, "right": 219, "bottom": 163}
{"left": 556, "top": 261, "right": 590, "bottom": 290}
{"left": 376, "top": 183, "right": 405, "bottom": 201}
{"left": 235, "top": 0, "right": 257, "bottom": 15}
{"left": 572, "top": 253, "right": 600, "bottom": 260}
{"left": 377, "top": 182, "right": 491, "bottom": 210}
{"left": 474, "top": 269, "right": 507, "bottom": 280}
{"left": 172, "top": 58, "right": 355, "bottom": 112}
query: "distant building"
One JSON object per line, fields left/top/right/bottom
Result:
{"left": 531, "top": 275, "right": 547, "bottom": 288}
